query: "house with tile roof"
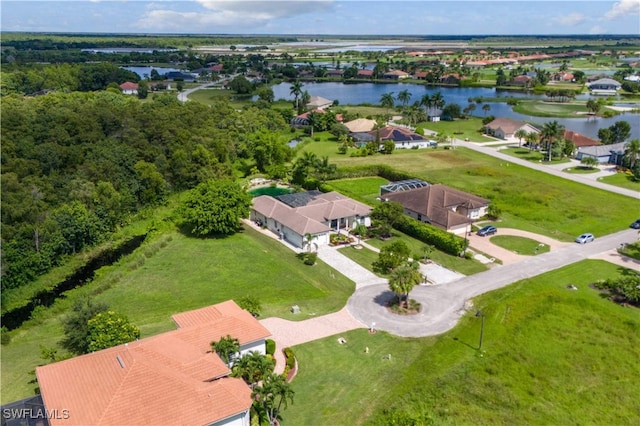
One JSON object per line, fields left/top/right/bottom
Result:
{"left": 119, "top": 81, "right": 139, "bottom": 95}
{"left": 484, "top": 118, "right": 539, "bottom": 141}
{"left": 250, "top": 190, "right": 371, "bottom": 248}
{"left": 383, "top": 70, "right": 410, "bottom": 79}
{"left": 563, "top": 129, "right": 600, "bottom": 152}
{"left": 357, "top": 69, "right": 374, "bottom": 78}
{"left": 576, "top": 141, "right": 629, "bottom": 165}
{"left": 343, "top": 118, "right": 377, "bottom": 133}
{"left": 350, "top": 126, "right": 437, "bottom": 150}
{"left": 34, "top": 301, "right": 269, "bottom": 426}
{"left": 381, "top": 184, "right": 490, "bottom": 235}
{"left": 305, "top": 95, "right": 333, "bottom": 110}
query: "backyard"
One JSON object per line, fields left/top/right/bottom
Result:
{"left": 286, "top": 260, "right": 640, "bottom": 425}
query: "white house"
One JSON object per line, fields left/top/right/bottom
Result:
{"left": 484, "top": 117, "right": 539, "bottom": 141}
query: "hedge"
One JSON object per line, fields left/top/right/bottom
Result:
{"left": 394, "top": 216, "right": 467, "bottom": 256}
{"left": 330, "top": 164, "right": 413, "bottom": 182}
{"left": 265, "top": 339, "right": 276, "bottom": 356}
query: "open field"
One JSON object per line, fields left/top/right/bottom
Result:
{"left": 286, "top": 260, "right": 640, "bottom": 425}
{"left": 0, "top": 226, "right": 354, "bottom": 404}
{"left": 598, "top": 172, "right": 640, "bottom": 191}
{"left": 500, "top": 147, "right": 571, "bottom": 164}
{"left": 419, "top": 117, "right": 494, "bottom": 142}
{"left": 318, "top": 149, "right": 638, "bottom": 241}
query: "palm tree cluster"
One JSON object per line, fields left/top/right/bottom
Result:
{"left": 291, "top": 152, "right": 336, "bottom": 186}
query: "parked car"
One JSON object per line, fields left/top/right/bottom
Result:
{"left": 630, "top": 219, "right": 640, "bottom": 229}
{"left": 477, "top": 225, "right": 497, "bottom": 236}
{"left": 575, "top": 233, "right": 595, "bottom": 244}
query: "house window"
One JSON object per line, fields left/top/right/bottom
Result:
{"left": 331, "top": 219, "right": 338, "bottom": 229}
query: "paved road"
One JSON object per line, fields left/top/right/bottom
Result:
{"left": 347, "top": 228, "right": 639, "bottom": 337}
{"left": 177, "top": 83, "right": 212, "bottom": 102}
{"left": 456, "top": 140, "right": 639, "bottom": 199}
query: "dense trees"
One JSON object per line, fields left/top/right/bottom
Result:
{"left": 87, "top": 311, "right": 140, "bottom": 352}
{"left": 61, "top": 298, "right": 109, "bottom": 355}
{"left": 180, "top": 180, "right": 252, "bottom": 237}
{"left": 598, "top": 121, "right": 631, "bottom": 145}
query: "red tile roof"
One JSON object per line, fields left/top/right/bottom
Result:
{"left": 119, "top": 82, "right": 138, "bottom": 90}
{"left": 37, "top": 301, "right": 261, "bottom": 426}
{"left": 564, "top": 130, "right": 600, "bottom": 148}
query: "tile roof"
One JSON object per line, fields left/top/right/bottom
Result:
{"left": 36, "top": 301, "right": 261, "bottom": 426}
{"left": 119, "top": 81, "right": 139, "bottom": 90}
{"left": 343, "top": 118, "right": 377, "bottom": 132}
{"left": 383, "top": 184, "right": 489, "bottom": 230}
{"left": 563, "top": 130, "right": 600, "bottom": 148}
{"left": 485, "top": 117, "right": 528, "bottom": 134}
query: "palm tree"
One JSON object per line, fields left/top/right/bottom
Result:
{"left": 303, "top": 233, "right": 318, "bottom": 253}
{"left": 396, "top": 89, "right": 412, "bottom": 114}
{"left": 431, "top": 91, "right": 445, "bottom": 109}
{"left": 624, "top": 139, "right": 640, "bottom": 169}
{"left": 525, "top": 131, "right": 539, "bottom": 152}
{"left": 388, "top": 262, "right": 423, "bottom": 309}
{"left": 380, "top": 92, "right": 395, "bottom": 119}
{"left": 420, "top": 93, "right": 431, "bottom": 114}
{"left": 540, "top": 121, "right": 565, "bottom": 161}
{"left": 211, "top": 334, "right": 240, "bottom": 366}
{"left": 482, "top": 104, "right": 491, "bottom": 116}
{"left": 514, "top": 129, "right": 528, "bottom": 148}
{"left": 586, "top": 99, "right": 600, "bottom": 116}
{"left": 314, "top": 156, "right": 336, "bottom": 183}
{"left": 289, "top": 80, "right": 303, "bottom": 110}
{"left": 232, "top": 351, "right": 274, "bottom": 388}
{"left": 252, "top": 372, "right": 295, "bottom": 426}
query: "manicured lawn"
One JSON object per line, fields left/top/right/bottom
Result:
{"left": 512, "top": 100, "right": 588, "bottom": 118}
{"left": 325, "top": 148, "right": 637, "bottom": 241}
{"left": 563, "top": 166, "right": 600, "bottom": 174}
{"left": 500, "top": 147, "right": 571, "bottom": 164}
{"left": 365, "top": 232, "right": 488, "bottom": 275}
{"left": 0, "top": 226, "right": 354, "bottom": 404}
{"left": 489, "top": 235, "right": 550, "bottom": 255}
{"left": 286, "top": 260, "right": 640, "bottom": 425}
{"left": 420, "top": 117, "right": 494, "bottom": 142}
{"left": 598, "top": 172, "right": 640, "bottom": 191}
{"left": 324, "top": 177, "right": 389, "bottom": 205}
{"left": 619, "top": 241, "right": 640, "bottom": 260}
{"left": 337, "top": 245, "right": 384, "bottom": 276}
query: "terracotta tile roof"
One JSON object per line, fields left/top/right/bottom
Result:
{"left": 357, "top": 69, "right": 373, "bottom": 76}
{"left": 343, "top": 118, "right": 377, "bottom": 132}
{"left": 485, "top": 117, "right": 529, "bottom": 134}
{"left": 119, "top": 81, "right": 138, "bottom": 90}
{"left": 383, "top": 184, "right": 489, "bottom": 230}
{"left": 564, "top": 130, "right": 600, "bottom": 148}
{"left": 35, "top": 301, "right": 266, "bottom": 426}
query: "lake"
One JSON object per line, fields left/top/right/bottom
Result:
{"left": 122, "top": 66, "right": 184, "bottom": 78}
{"left": 270, "top": 82, "right": 639, "bottom": 140}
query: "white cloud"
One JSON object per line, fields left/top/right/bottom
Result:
{"left": 589, "top": 25, "right": 606, "bottom": 34}
{"left": 604, "top": 0, "right": 640, "bottom": 20}
{"left": 138, "top": 0, "right": 335, "bottom": 31}
{"left": 554, "top": 13, "right": 586, "bottom": 26}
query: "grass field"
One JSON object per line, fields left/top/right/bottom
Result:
{"left": 598, "top": 172, "right": 640, "bottom": 191}
{"left": 419, "top": 117, "right": 494, "bottom": 142}
{"left": 0, "top": 226, "right": 354, "bottom": 404}
{"left": 324, "top": 177, "right": 388, "bottom": 205}
{"left": 320, "top": 149, "right": 637, "bottom": 241}
{"left": 512, "top": 100, "right": 589, "bottom": 118}
{"left": 285, "top": 260, "right": 640, "bottom": 425}
{"left": 500, "top": 147, "right": 571, "bottom": 164}
{"left": 489, "top": 235, "right": 550, "bottom": 255}
{"left": 337, "top": 245, "right": 384, "bottom": 276}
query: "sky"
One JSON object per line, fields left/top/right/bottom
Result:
{"left": 1, "top": 0, "right": 639, "bottom": 35}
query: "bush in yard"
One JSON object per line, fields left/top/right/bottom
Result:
{"left": 266, "top": 339, "right": 276, "bottom": 356}
{"left": 372, "top": 241, "right": 411, "bottom": 274}
{"left": 394, "top": 216, "right": 467, "bottom": 256}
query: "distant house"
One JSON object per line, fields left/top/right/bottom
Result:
{"left": 34, "top": 300, "right": 270, "bottom": 426}
{"left": 484, "top": 118, "right": 539, "bottom": 141}
{"left": 326, "top": 69, "right": 344, "bottom": 78}
{"left": 563, "top": 129, "right": 600, "bottom": 151}
{"left": 290, "top": 108, "right": 341, "bottom": 127}
{"left": 164, "top": 71, "right": 195, "bottom": 82}
{"left": 350, "top": 126, "right": 437, "bottom": 150}
{"left": 250, "top": 190, "right": 371, "bottom": 248}
{"left": 440, "top": 74, "right": 461, "bottom": 85}
{"left": 305, "top": 95, "right": 333, "bottom": 110}
{"left": 413, "top": 71, "right": 428, "bottom": 80}
{"left": 119, "top": 81, "right": 138, "bottom": 95}
{"left": 510, "top": 75, "right": 533, "bottom": 86}
{"left": 381, "top": 183, "right": 490, "bottom": 235}
{"left": 588, "top": 78, "right": 621, "bottom": 93}
{"left": 576, "top": 141, "right": 629, "bottom": 164}
{"left": 383, "top": 70, "right": 410, "bottom": 79}
{"left": 357, "top": 69, "right": 374, "bottom": 78}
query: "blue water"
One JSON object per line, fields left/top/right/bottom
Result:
{"left": 270, "top": 82, "right": 639, "bottom": 139}
{"left": 122, "top": 66, "right": 184, "bottom": 79}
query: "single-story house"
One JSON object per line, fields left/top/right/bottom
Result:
{"left": 357, "top": 69, "right": 374, "bottom": 78}
{"left": 305, "top": 95, "right": 333, "bottom": 110}
{"left": 343, "top": 118, "right": 377, "bottom": 133}
{"left": 440, "top": 74, "right": 461, "bottom": 85}
{"left": 383, "top": 70, "right": 410, "bottom": 79}
{"left": 34, "top": 300, "right": 270, "bottom": 426}
{"left": 576, "top": 141, "right": 628, "bottom": 164}
{"left": 563, "top": 129, "right": 600, "bottom": 150}
{"left": 484, "top": 118, "right": 539, "bottom": 141}
{"left": 381, "top": 184, "right": 490, "bottom": 235}
{"left": 327, "top": 69, "right": 343, "bottom": 78}
{"left": 509, "top": 75, "right": 533, "bottom": 86}
{"left": 250, "top": 190, "right": 371, "bottom": 249}
{"left": 587, "top": 78, "right": 621, "bottom": 93}
{"left": 290, "top": 108, "right": 342, "bottom": 127}
{"left": 119, "top": 81, "right": 138, "bottom": 95}
{"left": 350, "top": 126, "right": 436, "bottom": 150}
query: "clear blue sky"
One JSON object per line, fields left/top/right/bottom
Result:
{"left": 2, "top": 1, "right": 639, "bottom": 35}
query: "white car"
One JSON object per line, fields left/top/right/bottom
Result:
{"left": 575, "top": 233, "right": 595, "bottom": 244}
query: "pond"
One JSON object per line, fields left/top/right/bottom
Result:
{"left": 270, "top": 82, "right": 639, "bottom": 139}
{"left": 122, "top": 66, "right": 184, "bottom": 79}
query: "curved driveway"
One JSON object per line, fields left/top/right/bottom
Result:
{"left": 347, "top": 228, "right": 638, "bottom": 337}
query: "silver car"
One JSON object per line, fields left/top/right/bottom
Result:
{"left": 575, "top": 233, "right": 595, "bottom": 244}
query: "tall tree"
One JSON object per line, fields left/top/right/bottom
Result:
{"left": 87, "top": 311, "right": 140, "bottom": 352}
{"left": 396, "top": 89, "right": 412, "bottom": 113}
{"left": 380, "top": 92, "right": 395, "bottom": 118}
{"left": 514, "top": 129, "right": 528, "bottom": 148}
{"left": 525, "top": 131, "right": 540, "bottom": 151}
{"left": 482, "top": 104, "right": 491, "bottom": 116}
{"left": 232, "top": 351, "right": 274, "bottom": 388}
{"left": 211, "top": 334, "right": 240, "bottom": 366}
{"left": 180, "top": 180, "right": 252, "bottom": 237}
{"left": 289, "top": 80, "right": 303, "bottom": 110}
{"left": 372, "top": 240, "right": 411, "bottom": 274}
{"left": 624, "top": 139, "right": 640, "bottom": 169}
{"left": 60, "top": 297, "right": 109, "bottom": 355}
{"left": 540, "top": 121, "right": 565, "bottom": 161}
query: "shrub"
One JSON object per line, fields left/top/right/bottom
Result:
{"left": 266, "top": 339, "right": 276, "bottom": 356}
{"left": 284, "top": 347, "right": 296, "bottom": 369}
{"left": 303, "top": 252, "right": 317, "bottom": 265}
{"left": 394, "top": 216, "right": 466, "bottom": 256}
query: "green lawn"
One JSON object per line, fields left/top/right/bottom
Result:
{"left": 337, "top": 245, "right": 384, "bottom": 276}
{"left": 500, "top": 147, "right": 571, "bottom": 164}
{"left": 420, "top": 117, "right": 494, "bottom": 142}
{"left": 285, "top": 260, "right": 640, "bottom": 425}
{"left": 564, "top": 166, "right": 600, "bottom": 174}
{"left": 619, "top": 241, "right": 640, "bottom": 260}
{"left": 0, "top": 226, "right": 354, "bottom": 404}
{"left": 489, "top": 235, "right": 550, "bottom": 255}
{"left": 324, "top": 177, "right": 389, "bottom": 205}
{"left": 325, "top": 148, "right": 637, "bottom": 241}
{"left": 598, "top": 172, "right": 640, "bottom": 191}
{"left": 512, "top": 100, "right": 588, "bottom": 118}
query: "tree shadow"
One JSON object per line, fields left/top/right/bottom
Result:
{"left": 452, "top": 336, "right": 477, "bottom": 351}
{"left": 373, "top": 290, "right": 395, "bottom": 307}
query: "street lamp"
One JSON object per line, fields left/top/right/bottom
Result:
{"left": 475, "top": 310, "right": 485, "bottom": 351}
